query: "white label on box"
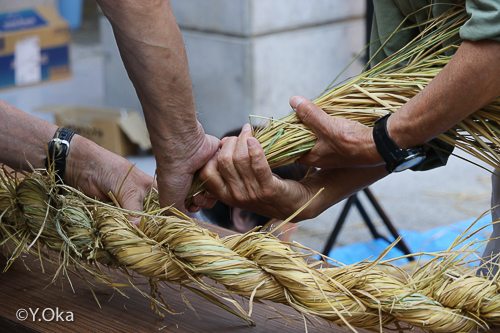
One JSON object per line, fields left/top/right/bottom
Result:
{"left": 15, "top": 35, "right": 42, "bottom": 86}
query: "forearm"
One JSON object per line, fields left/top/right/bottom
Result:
{"left": 296, "top": 166, "right": 388, "bottom": 220}
{"left": 96, "top": 0, "right": 202, "bottom": 159}
{"left": 0, "top": 100, "right": 58, "bottom": 170}
{"left": 388, "top": 39, "right": 500, "bottom": 149}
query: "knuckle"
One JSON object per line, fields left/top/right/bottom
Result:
{"left": 253, "top": 165, "right": 268, "bottom": 180}
{"left": 233, "top": 150, "right": 250, "bottom": 165}
{"left": 198, "top": 167, "right": 211, "bottom": 182}
{"left": 218, "top": 151, "right": 233, "bottom": 169}
{"left": 305, "top": 209, "right": 320, "bottom": 219}
{"left": 299, "top": 101, "right": 317, "bottom": 120}
{"left": 298, "top": 105, "right": 311, "bottom": 120}
{"left": 304, "top": 102, "right": 317, "bottom": 115}
{"left": 231, "top": 189, "right": 246, "bottom": 203}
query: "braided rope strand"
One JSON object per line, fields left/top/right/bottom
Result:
{"left": 0, "top": 169, "right": 498, "bottom": 332}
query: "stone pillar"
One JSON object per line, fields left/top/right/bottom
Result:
{"left": 172, "top": 0, "right": 366, "bottom": 137}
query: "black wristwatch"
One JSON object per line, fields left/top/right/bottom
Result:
{"left": 373, "top": 113, "right": 426, "bottom": 173}
{"left": 45, "top": 127, "right": 78, "bottom": 183}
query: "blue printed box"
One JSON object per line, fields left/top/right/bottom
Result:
{"left": 0, "top": 6, "right": 71, "bottom": 89}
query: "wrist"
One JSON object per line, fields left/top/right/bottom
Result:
{"left": 385, "top": 109, "right": 421, "bottom": 149}
{"left": 358, "top": 126, "right": 385, "bottom": 166}
{"left": 64, "top": 135, "right": 101, "bottom": 189}
{"left": 386, "top": 114, "right": 406, "bottom": 148}
{"left": 151, "top": 122, "right": 208, "bottom": 168}
{"left": 279, "top": 180, "right": 318, "bottom": 222}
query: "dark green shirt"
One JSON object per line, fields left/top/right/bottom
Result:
{"left": 369, "top": 0, "right": 500, "bottom": 171}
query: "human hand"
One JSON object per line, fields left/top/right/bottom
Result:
{"left": 153, "top": 122, "right": 220, "bottom": 213}
{"left": 65, "top": 135, "right": 156, "bottom": 223}
{"left": 290, "top": 95, "right": 384, "bottom": 168}
{"left": 197, "top": 124, "right": 315, "bottom": 221}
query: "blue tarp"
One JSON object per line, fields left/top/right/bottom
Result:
{"left": 327, "top": 214, "right": 494, "bottom": 266}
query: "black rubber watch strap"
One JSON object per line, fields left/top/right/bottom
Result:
{"left": 46, "top": 127, "right": 78, "bottom": 183}
{"left": 373, "top": 114, "right": 403, "bottom": 173}
{"left": 373, "top": 113, "right": 426, "bottom": 173}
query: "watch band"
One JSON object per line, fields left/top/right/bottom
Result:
{"left": 46, "top": 127, "right": 78, "bottom": 183}
{"left": 373, "top": 113, "right": 425, "bottom": 173}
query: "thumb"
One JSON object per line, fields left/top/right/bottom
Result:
{"left": 121, "top": 179, "right": 157, "bottom": 225}
{"left": 203, "top": 134, "right": 221, "bottom": 159}
{"left": 290, "top": 95, "right": 332, "bottom": 139}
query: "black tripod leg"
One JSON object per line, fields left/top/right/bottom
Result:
{"left": 354, "top": 196, "right": 382, "bottom": 240}
{"left": 322, "top": 195, "right": 356, "bottom": 256}
{"left": 363, "top": 188, "right": 415, "bottom": 261}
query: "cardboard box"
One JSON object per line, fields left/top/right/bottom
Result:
{"left": 0, "top": 6, "right": 71, "bottom": 89}
{"left": 36, "top": 105, "right": 152, "bottom": 157}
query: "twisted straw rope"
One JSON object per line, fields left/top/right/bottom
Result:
{"left": 0, "top": 169, "right": 499, "bottom": 332}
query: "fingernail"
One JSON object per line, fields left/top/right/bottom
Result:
{"left": 247, "top": 137, "right": 256, "bottom": 148}
{"left": 242, "top": 123, "right": 251, "bottom": 132}
{"left": 290, "top": 96, "right": 305, "bottom": 111}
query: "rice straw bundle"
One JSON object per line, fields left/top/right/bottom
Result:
{"left": 1, "top": 167, "right": 500, "bottom": 332}
{"left": 253, "top": 5, "right": 496, "bottom": 170}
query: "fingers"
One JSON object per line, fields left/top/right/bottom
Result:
{"left": 199, "top": 149, "right": 228, "bottom": 200}
{"left": 246, "top": 137, "right": 274, "bottom": 192}
{"left": 217, "top": 136, "right": 244, "bottom": 191}
{"left": 157, "top": 172, "right": 192, "bottom": 212}
{"left": 233, "top": 124, "right": 259, "bottom": 195}
{"left": 122, "top": 197, "right": 144, "bottom": 225}
{"left": 191, "top": 191, "right": 217, "bottom": 208}
{"left": 204, "top": 134, "right": 221, "bottom": 159}
{"left": 290, "top": 95, "right": 332, "bottom": 139}
{"left": 120, "top": 193, "right": 144, "bottom": 213}
{"left": 200, "top": 125, "right": 310, "bottom": 220}
{"left": 200, "top": 124, "right": 274, "bottom": 206}
{"left": 117, "top": 170, "right": 156, "bottom": 225}
{"left": 190, "top": 192, "right": 217, "bottom": 212}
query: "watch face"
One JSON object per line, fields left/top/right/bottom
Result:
{"left": 394, "top": 155, "right": 426, "bottom": 172}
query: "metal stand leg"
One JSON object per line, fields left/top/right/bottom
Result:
{"left": 321, "top": 196, "right": 356, "bottom": 256}
{"left": 363, "top": 188, "right": 414, "bottom": 258}
{"left": 322, "top": 187, "right": 414, "bottom": 261}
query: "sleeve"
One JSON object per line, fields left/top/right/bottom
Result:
{"left": 460, "top": 0, "right": 500, "bottom": 41}
{"left": 410, "top": 138, "right": 455, "bottom": 171}
{"left": 369, "top": 0, "right": 422, "bottom": 67}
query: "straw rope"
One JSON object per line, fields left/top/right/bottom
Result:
{"left": 1, "top": 168, "right": 499, "bottom": 332}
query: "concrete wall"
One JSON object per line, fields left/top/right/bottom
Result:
{"left": 100, "top": 16, "right": 143, "bottom": 113}
{"left": 172, "top": 0, "right": 366, "bottom": 137}
{"left": 102, "top": 1, "right": 366, "bottom": 138}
